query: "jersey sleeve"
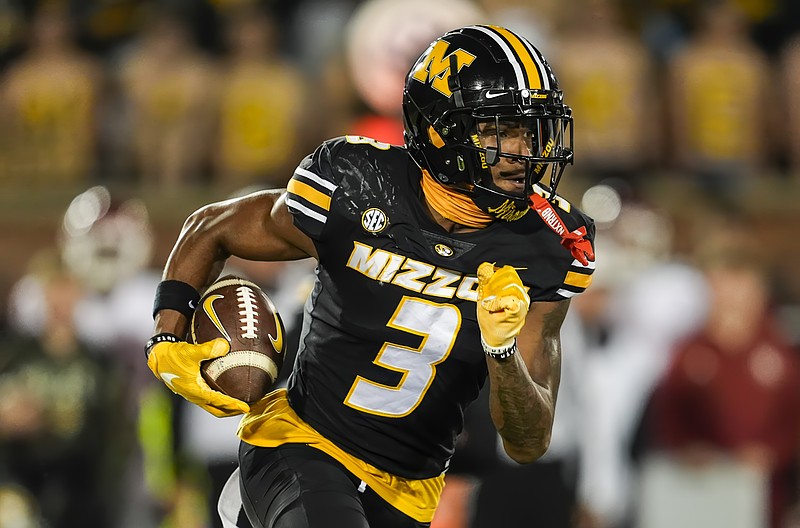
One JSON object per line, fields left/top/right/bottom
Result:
{"left": 285, "top": 139, "right": 345, "bottom": 240}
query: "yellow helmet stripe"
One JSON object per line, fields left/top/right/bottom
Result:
{"left": 470, "top": 25, "right": 525, "bottom": 88}
{"left": 486, "top": 25, "right": 542, "bottom": 90}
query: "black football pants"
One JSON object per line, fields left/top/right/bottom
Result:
{"left": 238, "top": 442, "right": 430, "bottom": 528}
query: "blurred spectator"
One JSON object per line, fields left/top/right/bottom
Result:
{"left": 7, "top": 186, "right": 172, "bottom": 528}
{"left": 0, "top": 2, "right": 103, "bottom": 186}
{"left": 0, "top": 0, "right": 24, "bottom": 69}
{"left": 646, "top": 236, "right": 800, "bottom": 528}
{"left": 58, "top": 187, "right": 169, "bottom": 527}
{"left": 574, "top": 193, "right": 708, "bottom": 528}
{"left": 478, "top": 0, "right": 562, "bottom": 58}
{"left": 666, "top": 0, "right": 773, "bottom": 191}
{"left": 287, "top": 0, "right": 358, "bottom": 75}
{"left": 555, "top": 0, "right": 659, "bottom": 185}
{"left": 636, "top": 0, "right": 786, "bottom": 57}
{"left": 75, "top": 0, "right": 147, "bottom": 56}
{"left": 780, "top": 35, "right": 800, "bottom": 176}
{"left": 0, "top": 483, "right": 41, "bottom": 528}
{"left": 756, "top": 0, "right": 800, "bottom": 55}
{"left": 344, "top": 0, "right": 484, "bottom": 144}
{"left": 6, "top": 186, "right": 160, "bottom": 352}
{"left": 213, "top": 6, "right": 309, "bottom": 188}
{"left": 635, "top": 0, "right": 694, "bottom": 62}
{"left": 117, "top": 6, "right": 218, "bottom": 188}
{"left": 0, "top": 250, "right": 128, "bottom": 528}
{"left": 305, "top": 48, "right": 361, "bottom": 142}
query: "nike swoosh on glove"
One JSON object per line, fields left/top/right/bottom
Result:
{"left": 476, "top": 262, "right": 531, "bottom": 348}
{"left": 146, "top": 338, "right": 250, "bottom": 417}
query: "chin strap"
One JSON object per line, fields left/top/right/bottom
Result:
{"left": 529, "top": 193, "right": 595, "bottom": 266}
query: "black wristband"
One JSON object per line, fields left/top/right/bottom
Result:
{"left": 145, "top": 333, "right": 182, "bottom": 358}
{"left": 153, "top": 280, "right": 200, "bottom": 319}
{"left": 481, "top": 336, "right": 518, "bottom": 360}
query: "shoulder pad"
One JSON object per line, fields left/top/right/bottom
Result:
{"left": 285, "top": 136, "right": 404, "bottom": 239}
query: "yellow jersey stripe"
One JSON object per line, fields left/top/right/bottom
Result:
{"left": 564, "top": 271, "right": 593, "bottom": 289}
{"left": 238, "top": 389, "right": 444, "bottom": 523}
{"left": 287, "top": 178, "right": 332, "bottom": 211}
{"left": 487, "top": 25, "right": 542, "bottom": 89}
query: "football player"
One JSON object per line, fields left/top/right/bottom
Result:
{"left": 145, "top": 25, "right": 595, "bottom": 528}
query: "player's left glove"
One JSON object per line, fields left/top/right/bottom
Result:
{"left": 476, "top": 262, "right": 531, "bottom": 359}
{"left": 146, "top": 336, "right": 250, "bottom": 417}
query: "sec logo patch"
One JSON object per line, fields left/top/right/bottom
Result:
{"left": 362, "top": 208, "right": 388, "bottom": 233}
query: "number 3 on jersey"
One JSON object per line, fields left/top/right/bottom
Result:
{"left": 344, "top": 297, "right": 461, "bottom": 417}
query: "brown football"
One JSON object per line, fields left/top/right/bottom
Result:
{"left": 190, "top": 275, "right": 285, "bottom": 404}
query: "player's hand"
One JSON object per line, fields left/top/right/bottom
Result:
{"left": 476, "top": 262, "right": 531, "bottom": 349}
{"left": 146, "top": 338, "right": 250, "bottom": 417}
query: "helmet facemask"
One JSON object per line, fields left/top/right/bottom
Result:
{"left": 463, "top": 94, "right": 573, "bottom": 213}
{"left": 407, "top": 89, "right": 573, "bottom": 219}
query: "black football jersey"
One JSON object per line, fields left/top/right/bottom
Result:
{"left": 284, "top": 136, "right": 594, "bottom": 480}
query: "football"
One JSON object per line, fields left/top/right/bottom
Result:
{"left": 190, "top": 275, "right": 285, "bottom": 403}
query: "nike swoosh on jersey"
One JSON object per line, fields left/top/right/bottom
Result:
{"left": 160, "top": 372, "right": 180, "bottom": 390}
{"left": 485, "top": 91, "right": 505, "bottom": 99}
{"left": 203, "top": 294, "right": 232, "bottom": 341}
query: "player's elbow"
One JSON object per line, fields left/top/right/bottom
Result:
{"left": 181, "top": 203, "right": 231, "bottom": 249}
{"left": 182, "top": 204, "right": 215, "bottom": 240}
{"left": 503, "top": 434, "right": 551, "bottom": 464}
{"left": 510, "top": 446, "right": 549, "bottom": 465}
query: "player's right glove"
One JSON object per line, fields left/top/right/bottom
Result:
{"left": 145, "top": 336, "right": 250, "bottom": 417}
{"left": 476, "top": 262, "right": 531, "bottom": 359}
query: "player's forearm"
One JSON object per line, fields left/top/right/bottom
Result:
{"left": 154, "top": 205, "right": 230, "bottom": 337}
{"left": 487, "top": 346, "right": 558, "bottom": 463}
{"left": 163, "top": 204, "right": 229, "bottom": 289}
{"left": 487, "top": 300, "right": 566, "bottom": 463}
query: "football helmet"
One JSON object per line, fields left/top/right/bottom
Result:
{"left": 403, "top": 25, "right": 573, "bottom": 219}
{"left": 59, "top": 186, "right": 154, "bottom": 293}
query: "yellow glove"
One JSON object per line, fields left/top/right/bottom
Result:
{"left": 146, "top": 338, "right": 250, "bottom": 417}
{"left": 476, "top": 263, "right": 531, "bottom": 354}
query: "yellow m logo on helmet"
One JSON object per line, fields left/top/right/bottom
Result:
{"left": 411, "top": 40, "right": 476, "bottom": 98}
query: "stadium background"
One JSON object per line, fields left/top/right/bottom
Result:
{"left": 2, "top": 0, "right": 800, "bottom": 527}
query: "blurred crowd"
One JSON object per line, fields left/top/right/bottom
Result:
{"left": 2, "top": 0, "right": 800, "bottom": 527}
{"left": 2, "top": 0, "right": 800, "bottom": 190}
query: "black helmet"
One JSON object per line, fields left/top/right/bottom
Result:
{"left": 403, "top": 25, "right": 573, "bottom": 221}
